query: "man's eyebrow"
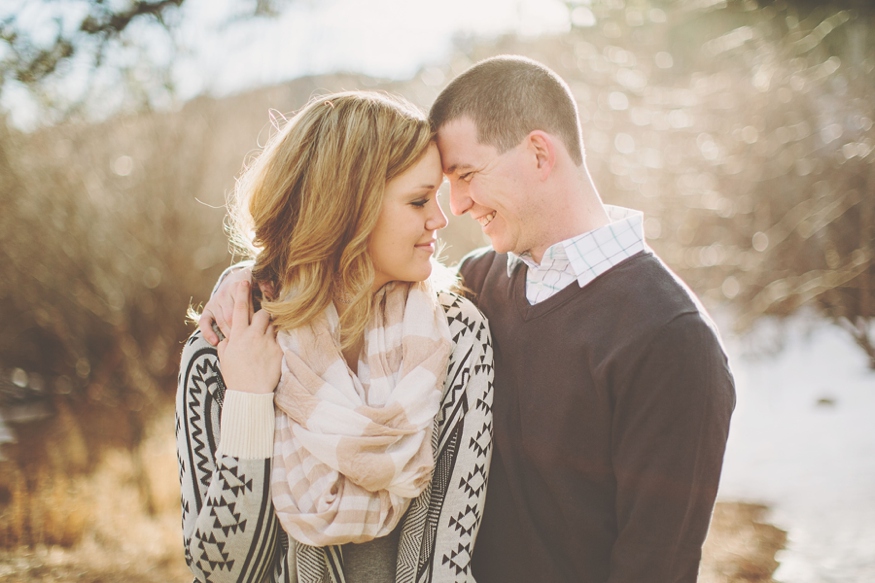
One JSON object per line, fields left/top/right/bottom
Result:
{"left": 445, "top": 163, "right": 473, "bottom": 175}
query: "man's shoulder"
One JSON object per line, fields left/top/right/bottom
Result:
{"left": 604, "top": 251, "right": 698, "bottom": 309}
{"left": 599, "top": 251, "right": 724, "bottom": 346}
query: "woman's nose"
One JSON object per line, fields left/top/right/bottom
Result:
{"left": 427, "top": 199, "right": 449, "bottom": 231}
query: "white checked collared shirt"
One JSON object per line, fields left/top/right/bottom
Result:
{"left": 508, "top": 205, "right": 647, "bottom": 305}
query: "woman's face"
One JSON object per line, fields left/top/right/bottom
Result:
{"left": 369, "top": 143, "right": 448, "bottom": 291}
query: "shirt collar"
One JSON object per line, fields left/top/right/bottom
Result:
{"left": 506, "top": 205, "right": 646, "bottom": 280}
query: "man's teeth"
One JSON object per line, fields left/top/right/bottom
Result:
{"left": 478, "top": 212, "right": 496, "bottom": 227}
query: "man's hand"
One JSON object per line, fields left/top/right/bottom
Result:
{"left": 198, "top": 266, "right": 253, "bottom": 345}
{"left": 216, "top": 280, "right": 283, "bottom": 395}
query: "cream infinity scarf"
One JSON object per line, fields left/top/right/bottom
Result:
{"left": 271, "top": 280, "right": 452, "bottom": 547}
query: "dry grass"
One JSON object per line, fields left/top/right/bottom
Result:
{"left": 700, "top": 503, "right": 788, "bottom": 583}
{"left": 0, "top": 406, "right": 190, "bottom": 582}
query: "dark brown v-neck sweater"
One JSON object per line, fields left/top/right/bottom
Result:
{"left": 461, "top": 248, "right": 735, "bottom": 583}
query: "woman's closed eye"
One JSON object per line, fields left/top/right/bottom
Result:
{"left": 411, "top": 190, "right": 440, "bottom": 208}
{"left": 411, "top": 198, "right": 430, "bottom": 208}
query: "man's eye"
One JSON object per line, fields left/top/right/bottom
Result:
{"left": 459, "top": 172, "right": 474, "bottom": 182}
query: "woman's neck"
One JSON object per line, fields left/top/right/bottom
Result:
{"left": 335, "top": 288, "right": 378, "bottom": 374}
{"left": 342, "top": 335, "right": 364, "bottom": 375}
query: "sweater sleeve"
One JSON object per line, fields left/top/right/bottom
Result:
{"left": 176, "top": 331, "right": 284, "bottom": 582}
{"left": 220, "top": 390, "right": 275, "bottom": 459}
{"left": 430, "top": 293, "right": 495, "bottom": 582}
{"left": 607, "top": 313, "right": 736, "bottom": 583}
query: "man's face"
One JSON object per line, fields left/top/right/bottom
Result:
{"left": 436, "top": 117, "right": 538, "bottom": 257}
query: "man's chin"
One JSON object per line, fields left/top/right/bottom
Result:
{"left": 488, "top": 241, "right": 517, "bottom": 256}
{"left": 485, "top": 235, "right": 509, "bottom": 254}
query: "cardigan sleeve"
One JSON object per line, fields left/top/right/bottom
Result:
{"left": 409, "top": 292, "right": 494, "bottom": 583}
{"left": 176, "top": 331, "right": 285, "bottom": 583}
{"left": 607, "top": 313, "right": 736, "bottom": 583}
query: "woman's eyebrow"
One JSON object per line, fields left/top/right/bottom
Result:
{"left": 408, "top": 182, "right": 439, "bottom": 192}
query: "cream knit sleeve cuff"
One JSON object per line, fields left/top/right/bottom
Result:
{"left": 219, "top": 390, "right": 276, "bottom": 459}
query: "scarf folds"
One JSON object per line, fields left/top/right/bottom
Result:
{"left": 271, "top": 280, "right": 452, "bottom": 547}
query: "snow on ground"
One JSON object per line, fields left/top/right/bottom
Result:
{"left": 716, "top": 311, "right": 875, "bottom": 583}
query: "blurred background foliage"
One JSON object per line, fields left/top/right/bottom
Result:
{"left": 0, "top": 0, "right": 872, "bottom": 574}
{"left": 0, "top": 0, "right": 296, "bottom": 124}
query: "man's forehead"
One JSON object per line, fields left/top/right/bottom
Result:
{"left": 436, "top": 148, "right": 473, "bottom": 175}
{"left": 436, "top": 117, "right": 481, "bottom": 172}
{"left": 436, "top": 116, "right": 479, "bottom": 140}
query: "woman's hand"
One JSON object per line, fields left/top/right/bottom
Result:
{"left": 216, "top": 281, "right": 283, "bottom": 395}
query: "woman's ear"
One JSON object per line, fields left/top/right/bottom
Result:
{"left": 527, "top": 130, "right": 556, "bottom": 179}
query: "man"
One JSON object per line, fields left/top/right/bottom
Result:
{"left": 201, "top": 55, "right": 735, "bottom": 582}
{"left": 428, "top": 55, "right": 734, "bottom": 582}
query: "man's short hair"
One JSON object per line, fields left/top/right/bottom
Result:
{"left": 429, "top": 55, "right": 584, "bottom": 166}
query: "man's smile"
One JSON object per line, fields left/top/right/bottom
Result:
{"left": 477, "top": 211, "right": 496, "bottom": 228}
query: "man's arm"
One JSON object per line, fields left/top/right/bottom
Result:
{"left": 608, "top": 313, "right": 735, "bottom": 583}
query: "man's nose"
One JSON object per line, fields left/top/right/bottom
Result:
{"left": 448, "top": 181, "right": 473, "bottom": 217}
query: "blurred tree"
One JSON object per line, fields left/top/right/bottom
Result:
{"left": 0, "top": 70, "right": 388, "bottom": 545}
{"left": 549, "top": 0, "right": 875, "bottom": 366}
{"left": 673, "top": 0, "right": 875, "bottom": 368}
{"left": 0, "top": 0, "right": 293, "bottom": 125}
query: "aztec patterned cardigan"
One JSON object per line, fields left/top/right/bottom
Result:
{"left": 176, "top": 291, "right": 494, "bottom": 583}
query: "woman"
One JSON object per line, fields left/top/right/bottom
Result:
{"left": 176, "top": 91, "right": 493, "bottom": 583}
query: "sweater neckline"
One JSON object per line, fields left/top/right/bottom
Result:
{"left": 509, "top": 260, "right": 590, "bottom": 321}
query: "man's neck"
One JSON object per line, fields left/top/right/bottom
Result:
{"left": 527, "top": 190, "right": 610, "bottom": 264}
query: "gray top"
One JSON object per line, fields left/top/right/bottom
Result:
{"left": 341, "top": 523, "right": 402, "bottom": 583}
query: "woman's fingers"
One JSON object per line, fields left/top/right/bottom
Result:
{"left": 251, "top": 308, "right": 273, "bottom": 334}
{"left": 231, "top": 281, "right": 252, "bottom": 334}
{"left": 216, "top": 302, "right": 282, "bottom": 395}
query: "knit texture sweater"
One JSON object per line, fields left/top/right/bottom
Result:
{"left": 461, "top": 248, "right": 735, "bottom": 583}
{"left": 176, "top": 291, "right": 493, "bottom": 583}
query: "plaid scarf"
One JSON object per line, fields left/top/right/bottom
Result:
{"left": 271, "top": 280, "right": 452, "bottom": 547}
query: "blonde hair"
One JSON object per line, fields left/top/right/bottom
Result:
{"left": 228, "top": 91, "right": 435, "bottom": 348}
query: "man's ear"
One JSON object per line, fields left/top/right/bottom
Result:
{"left": 527, "top": 130, "right": 556, "bottom": 179}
